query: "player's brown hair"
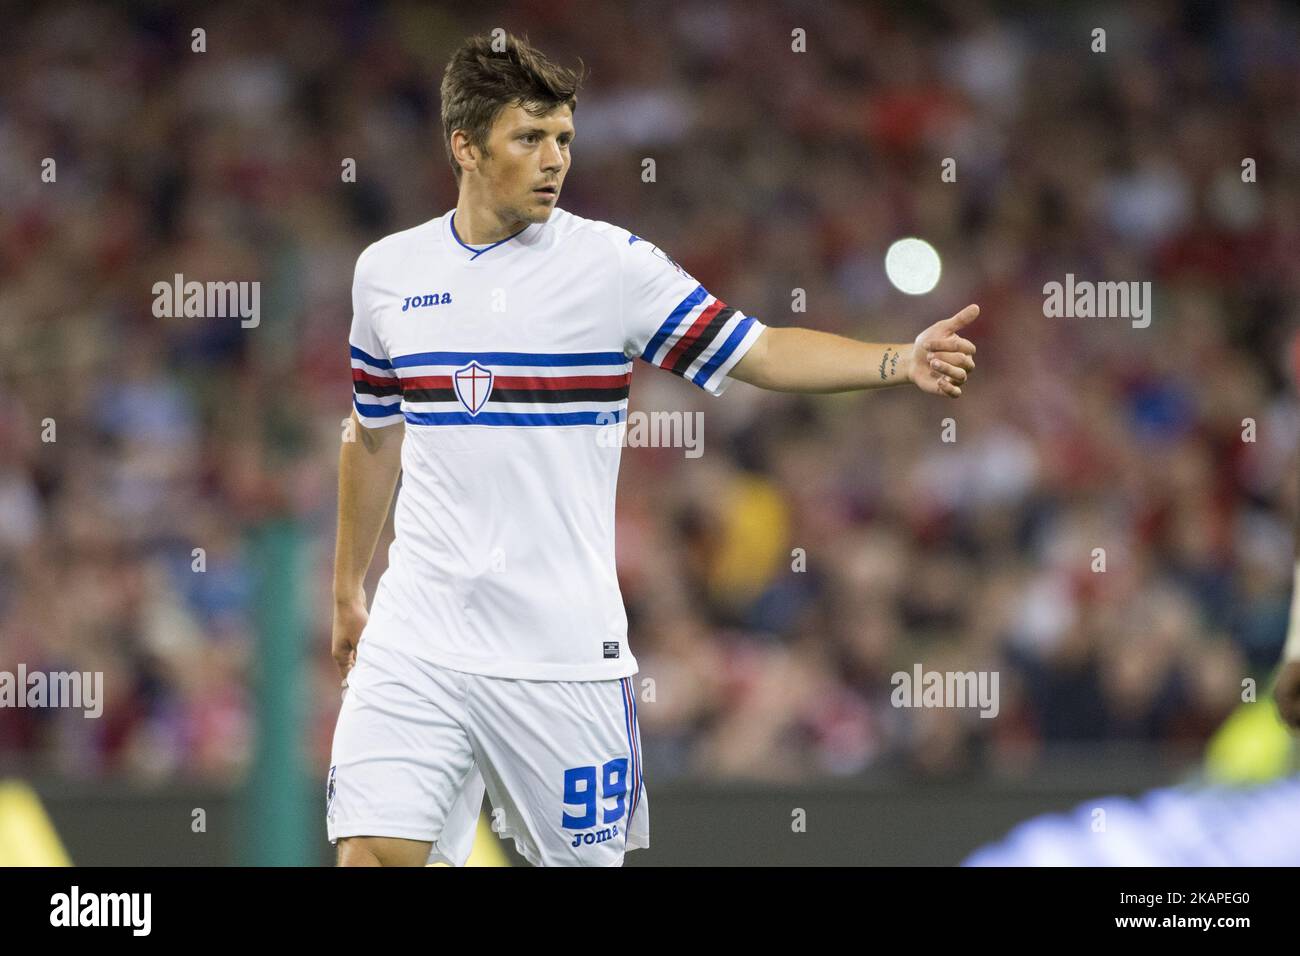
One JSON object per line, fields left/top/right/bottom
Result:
{"left": 439, "top": 33, "right": 584, "bottom": 185}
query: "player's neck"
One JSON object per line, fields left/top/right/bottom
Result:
{"left": 452, "top": 195, "right": 527, "bottom": 246}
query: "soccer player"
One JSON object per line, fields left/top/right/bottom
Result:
{"left": 328, "top": 32, "right": 978, "bottom": 866}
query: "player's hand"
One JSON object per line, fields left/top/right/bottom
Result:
{"left": 910, "top": 303, "right": 978, "bottom": 398}
{"left": 1275, "top": 661, "right": 1300, "bottom": 731}
{"left": 332, "top": 590, "right": 369, "bottom": 683}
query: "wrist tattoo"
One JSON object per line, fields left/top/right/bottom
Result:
{"left": 879, "top": 347, "right": 900, "bottom": 381}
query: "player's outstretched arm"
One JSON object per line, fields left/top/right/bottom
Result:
{"left": 332, "top": 409, "right": 405, "bottom": 680}
{"left": 730, "top": 304, "right": 979, "bottom": 397}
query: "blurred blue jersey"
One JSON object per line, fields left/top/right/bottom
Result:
{"left": 964, "top": 775, "right": 1300, "bottom": 866}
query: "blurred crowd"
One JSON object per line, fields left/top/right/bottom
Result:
{"left": 0, "top": 0, "right": 1297, "bottom": 784}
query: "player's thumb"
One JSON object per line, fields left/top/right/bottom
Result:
{"left": 944, "top": 304, "right": 980, "bottom": 330}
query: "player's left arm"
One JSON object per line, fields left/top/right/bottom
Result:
{"left": 730, "top": 304, "right": 979, "bottom": 398}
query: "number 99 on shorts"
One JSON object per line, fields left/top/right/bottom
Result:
{"left": 562, "top": 759, "right": 628, "bottom": 847}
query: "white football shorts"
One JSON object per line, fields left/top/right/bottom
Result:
{"left": 326, "top": 637, "right": 649, "bottom": 866}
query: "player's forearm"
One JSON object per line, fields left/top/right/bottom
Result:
{"left": 333, "top": 412, "right": 404, "bottom": 604}
{"left": 731, "top": 327, "right": 913, "bottom": 393}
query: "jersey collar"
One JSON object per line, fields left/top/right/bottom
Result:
{"left": 447, "top": 210, "right": 538, "bottom": 261}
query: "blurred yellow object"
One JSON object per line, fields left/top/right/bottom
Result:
{"left": 427, "top": 811, "right": 510, "bottom": 867}
{"left": 464, "top": 812, "right": 511, "bottom": 866}
{"left": 1204, "top": 694, "right": 1296, "bottom": 785}
{"left": 0, "top": 780, "right": 71, "bottom": 866}
{"left": 708, "top": 474, "right": 790, "bottom": 605}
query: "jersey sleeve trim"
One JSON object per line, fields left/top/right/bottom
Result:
{"left": 350, "top": 346, "right": 403, "bottom": 427}
{"left": 350, "top": 344, "right": 394, "bottom": 371}
{"left": 642, "top": 284, "right": 710, "bottom": 364}
{"left": 693, "top": 315, "right": 766, "bottom": 396}
{"left": 639, "top": 282, "right": 767, "bottom": 396}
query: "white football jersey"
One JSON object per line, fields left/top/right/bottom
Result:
{"left": 348, "top": 207, "right": 766, "bottom": 680}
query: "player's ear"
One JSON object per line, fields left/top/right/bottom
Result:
{"left": 451, "top": 129, "right": 479, "bottom": 177}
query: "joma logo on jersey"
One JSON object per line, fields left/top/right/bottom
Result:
{"left": 570, "top": 824, "right": 619, "bottom": 848}
{"left": 401, "top": 292, "right": 453, "bottom": 311}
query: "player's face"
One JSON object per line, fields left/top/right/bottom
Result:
{"left": 480, "top": 102, "right": 573, "bottom": 224}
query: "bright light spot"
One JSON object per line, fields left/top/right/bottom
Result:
{"left": 885, "top": 238, "right": 942, "bottom": 295}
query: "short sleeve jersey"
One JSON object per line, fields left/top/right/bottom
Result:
{"left": 348, "top": 207, "right": 766, "bottom": 680}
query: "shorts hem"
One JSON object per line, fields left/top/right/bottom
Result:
{"left": 492, "top": 825, "right": 542, "bottom": 867}
{"left": 491, "top": 826, "right": 647, "bottom": 867}
{"left": 328, "top": 821, "right": 439, "bottom": 846}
